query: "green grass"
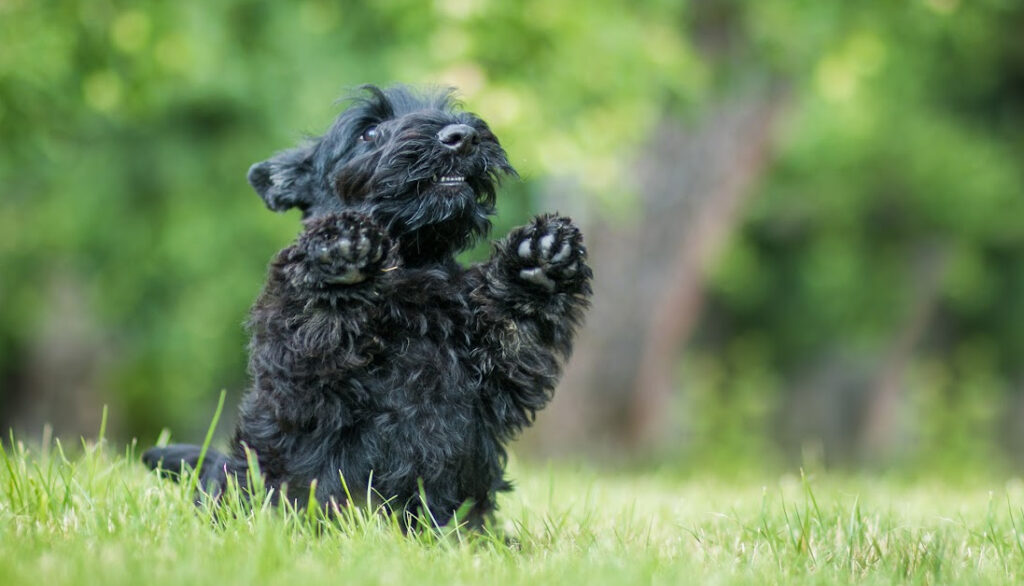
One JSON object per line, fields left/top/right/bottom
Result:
{"left": 3, "top": 428, "right": 1024, "bottom": 586}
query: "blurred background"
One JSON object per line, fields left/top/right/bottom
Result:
{"left": 2, "top": 0, "right": 1022, "bottom": 476}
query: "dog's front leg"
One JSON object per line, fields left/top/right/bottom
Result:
{"left": 243, "top": 212, "right": 395, "bottom": 431}
{"left": 468, "top": 214, "right": 593, "bottom": 436}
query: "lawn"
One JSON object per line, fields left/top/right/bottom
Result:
{"left": 2, "top": 429, "right": 1024, "bottom": 585}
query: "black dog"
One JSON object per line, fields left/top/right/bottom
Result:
{"left": 143, "top": 85, "right": 592, "bottom": 527}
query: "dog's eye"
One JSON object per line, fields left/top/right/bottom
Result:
{"left": 359, "top": 126, "right": 379, "bottom": 142}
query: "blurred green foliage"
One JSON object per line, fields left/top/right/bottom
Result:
{"left": 1, "top": 0, "right": 1022, "bottom": 470}
{"left": 699, "top": 0, "right": 1024, "bottom": 472}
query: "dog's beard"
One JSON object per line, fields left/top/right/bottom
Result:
{"left": 364, "top": 180, "right": 493, "bottom": 264}
{"left": 334, "top": 141, "right": 506, "bottom": 264}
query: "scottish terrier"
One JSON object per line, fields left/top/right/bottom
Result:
{"left": 143, "top": 85, "right": 592, "bottom": 528}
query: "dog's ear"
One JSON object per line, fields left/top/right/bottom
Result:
{"left": 247, "top": 143, "right": 317, "bottom": 213}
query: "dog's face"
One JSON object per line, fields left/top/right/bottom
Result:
{"left": 248, "top": 85, "right": 516, "bottom": 264}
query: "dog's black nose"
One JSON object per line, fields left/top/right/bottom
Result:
{"left": 437, "top": 124, "right": 478, "bottom": 154}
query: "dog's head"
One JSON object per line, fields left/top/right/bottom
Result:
{"left": 248, "top": 85, "right": 516, "bottom": 264}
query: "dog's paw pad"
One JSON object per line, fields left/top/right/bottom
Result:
{"left": 538, "top": 233, "right": 556, "bottom": 256}
{"left": 336, "top": 238, "right": 353, "bottom": 258}
{"left": 518, "top": 267, "right": 556, "bottom": 292}
{"left": 355, "top": 234, "right": 375, "bottom": 259}
{"left": 324, "top": 267, "right": 366, "bottom": 285}
{"left": 517, "top": 238, "right": 533, "bottom": 259}
{"left": 550, "top": 241, "right": 572, "bottom": 264}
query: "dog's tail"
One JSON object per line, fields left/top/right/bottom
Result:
{"left": 142, "top": 443, "right": 244, "bottom": 496}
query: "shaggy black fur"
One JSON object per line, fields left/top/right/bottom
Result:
{"left": 142, "top": 85, "right": 592, "bottom": 527}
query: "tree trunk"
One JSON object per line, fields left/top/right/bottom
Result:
{"left": 526, "top": 94, "right": 786, "bottom": 456}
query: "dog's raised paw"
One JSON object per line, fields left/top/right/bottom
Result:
{"left": 301, "top": 212, "right": 391, "bottom": 285}
{"left": 510, "top": 215, "right": 585, "bottom": 292}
